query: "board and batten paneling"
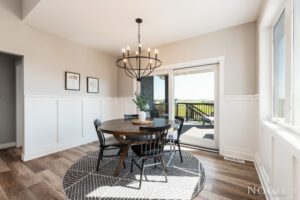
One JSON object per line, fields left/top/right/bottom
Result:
{"left": 23, "top": 95, "right": 135, "bottom": 161}
{"left": 83, "top": 100, "right": 102, "bottom": 138}
{"left": 58, "top": 100, "right": 83, "bottom": 143}
{"left": 26, "top": 98, "right": 58, "bottom": 152}
{"left": 220, "top": 95, "right": 259, "bottom": 161}
{"left": 255, "top": 122, "right": 300, "bottom": 200}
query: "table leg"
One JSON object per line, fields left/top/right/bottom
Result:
{"left": 114, "top": 143, "right": 130, "bottom": 177}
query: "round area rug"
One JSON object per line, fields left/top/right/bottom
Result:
{"left": 62, "top": 149, "right": 205, "bottom": 200}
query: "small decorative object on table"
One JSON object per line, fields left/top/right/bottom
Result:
{"left": 132, "top": 119, "right": 153, "bottom": 125}
{"left": 132, "top": 93, "right": 150, "bottom": 122}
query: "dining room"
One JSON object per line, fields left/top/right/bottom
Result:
{"left": 1, "top": 0, "right": 300, "bottom": 199}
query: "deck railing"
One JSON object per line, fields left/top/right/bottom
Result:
{"left": 176, "top": 102, "right": 214, "bottom": 122}
{"left": 152, "top": 102, "right": 214, "bottom": 121}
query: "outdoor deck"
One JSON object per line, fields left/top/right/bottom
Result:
{"left": 152, "top": 102, "right": 215, "bottom": 142}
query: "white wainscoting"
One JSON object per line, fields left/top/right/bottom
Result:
{"left": 255, "top": 122, "right": 300, "bottom": 200}
{"left": 219, "top": 94, "right": 259, "bottom": 161}
{"left": 23, "top": 94, "right": 259, "bottom": 162}
{"left": 0, "top": 142, "right": 16, "bottom": 150}
{"left": 22, "top": 95, "right": 135, "bottom": 161}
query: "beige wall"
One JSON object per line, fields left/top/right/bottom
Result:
{"left": 117, "top": 22, "right": 257, "bottom": 97}
{"left": 0, "top": 0, "right": 117, "bottom": 97}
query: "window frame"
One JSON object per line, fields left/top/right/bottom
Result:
{"left": 271, "top": 0, "right": 294, "bottom": 125}
{"left": 293, "top": 0, "right": 300, "bottom": 125}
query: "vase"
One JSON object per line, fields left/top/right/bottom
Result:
{"left": 139, "top": 111, "right": 146, "bottom": 122}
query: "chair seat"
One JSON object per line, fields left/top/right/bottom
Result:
{"left": 103, "top": 136, "right": 122, "bottom": 147}
{"left": 166, "top": 131, "right": 178, "bottom": 140}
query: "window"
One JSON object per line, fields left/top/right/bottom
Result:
{"left": 294, "top": 0, "right": 300, "bottom": 125}
{"left": 273, "top": 11, "right": 286, "bottom": 120}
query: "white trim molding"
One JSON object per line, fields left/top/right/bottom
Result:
{"left": 0, "top": 142, "right": 16, "bottom": 150}
{"left": 223, "top": 145, "right": 254, "bottom": 161}
{"left": 255, "top": 121, "right": 300, "bottom": 200}
{"left": 254, "top": 153, "right": 274, "bottom": 200}
{"left": 219, "top": 94, "right": 259, "bottom": 161}
{"left": 22, "top": 95, "right": 135, "bottom": 161}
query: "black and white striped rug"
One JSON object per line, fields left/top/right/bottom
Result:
{"left": 62, "top": 149, "right": 205, "bottom": 200}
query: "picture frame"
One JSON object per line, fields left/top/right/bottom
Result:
{"left": 87, "top": 77, "right": 99, "bottom": 93}
{"left": 65, "top": 72, "right": 80, "bottom": 91}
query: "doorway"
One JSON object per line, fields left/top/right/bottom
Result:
{"left": 174, "top": 65, "right": 218, "bottom": 150}
{"left": 0, "top": 51, "right": 24, "bottom": 150}
{"left": 138, "top": 61, "right": 220, "bottom": 151}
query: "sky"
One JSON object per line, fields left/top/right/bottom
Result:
{"left": 153, "top": 71, "right": 214, "bottom": 101}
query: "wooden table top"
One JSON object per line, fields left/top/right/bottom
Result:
{"left": 99, "top": 118, "right": 177, "bottom": 136}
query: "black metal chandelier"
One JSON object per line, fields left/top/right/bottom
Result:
{"left": 116, "top": 18, "right": 162, "bottom": 81}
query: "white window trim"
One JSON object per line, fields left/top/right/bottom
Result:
{"left": 271, "top": 0, "right": 294, "bottom": 126}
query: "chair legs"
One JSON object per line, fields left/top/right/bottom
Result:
{"left": 130, "top": 152, "right": 134, "bottom": 173}
{"left": 158, "top": 157, "right": 168, "bottom": 182}
{"left": 96, "top": 147, "right": 104, "bottom": 171}
{"left": 139, "top": 160, "right": 145, "bottom": 189}
{"left": 177, "top": 142, "right": 183, "bottom": 163}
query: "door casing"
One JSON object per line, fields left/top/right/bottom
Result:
{"left": 133, "top": 56, "right": 225, "bottom": 151}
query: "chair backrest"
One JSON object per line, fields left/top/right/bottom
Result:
{"left": 124, "top": 114, "right": 139, "bottom": 119}
{"left": 94, "top": 118, "right": 105, "bottom": 146}
{"left": 175, "top": 116, "right": 184, "bottom": 140}
{"left": 138, "top": 124, "right": 171, "bottom": 156}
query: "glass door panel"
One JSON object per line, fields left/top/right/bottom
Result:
{"left": 174, "top": 66, "right": 218, "bottom": 150}
{"left": 141, "top": 75, "right": 169, "bottom": 118}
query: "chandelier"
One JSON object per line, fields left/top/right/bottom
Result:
{"left": 116, "top": 18, "right": 162, "bottom": 81}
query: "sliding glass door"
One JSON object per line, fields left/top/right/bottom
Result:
{"left": 139, "top": 64, "right": 219, "bottom": 150}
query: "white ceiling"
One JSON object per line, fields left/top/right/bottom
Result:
{"left": 24, "top": 0, "right": 263, "bottom": 55}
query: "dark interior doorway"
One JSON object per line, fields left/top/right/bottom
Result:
{"left": 0, "top": 51, "right": 23, "bottom": 149}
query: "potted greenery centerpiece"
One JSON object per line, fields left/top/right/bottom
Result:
{"left": 132, "top": 93, "right": 150, "bottom": 122}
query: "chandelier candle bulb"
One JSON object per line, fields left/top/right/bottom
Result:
{"left": 138, "top": 44, "right": 142, "bottom": 54}
{"left": 122, "top": 49, "right": 125, "bottom": 58}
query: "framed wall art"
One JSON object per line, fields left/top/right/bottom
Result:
{"left": 87, "top": 77, "right": 99, "bottom": 93}
{"left": 65, "top": 72, "right": 80, "bottom": 91}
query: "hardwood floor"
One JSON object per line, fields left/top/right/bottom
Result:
{"left": 0, "top": 142, "right": 265, "bottom": 200}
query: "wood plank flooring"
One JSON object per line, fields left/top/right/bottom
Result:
{"left": 0, "top": 142, "right": 265, "bottom": 200}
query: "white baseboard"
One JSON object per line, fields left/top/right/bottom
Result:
{"left": 0, "top": 142, "right": 16, "bottom": 150}
{"left": 254, "top": 153, "right": 278, "bottom": 200}
{"left": 222, "top": 145, "right": 254, "bottom": 161}
{"left": 22, "top": 137, "right": 98, "bottom": 161}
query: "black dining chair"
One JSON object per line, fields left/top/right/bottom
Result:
{"left": 130, "top": 124, "right": 171, "bottom": 189}
{"left": 94, "top": 118, "right": 125, "bottom": 171}
{"left": 124, "top": 114, "right": 139, "bottom": 119}
{"left": 165, "top": 116, "right": 184, "bottom": 162}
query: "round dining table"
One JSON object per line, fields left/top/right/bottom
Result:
{"left": 99, "top": 118, "right": 178, "bottom": 177}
